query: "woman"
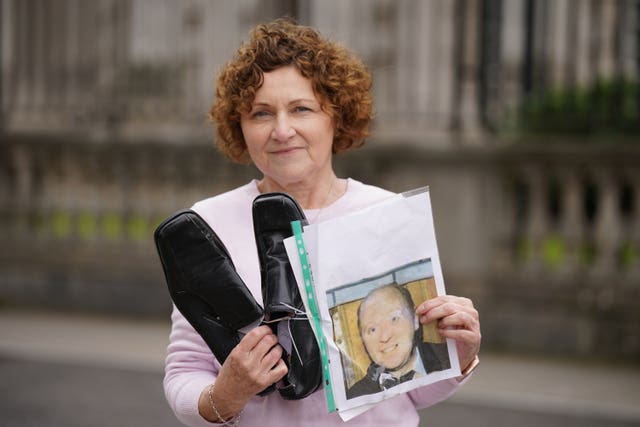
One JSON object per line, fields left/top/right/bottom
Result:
{"left": 163, "top": 18, "right": 481, "bottom": 426}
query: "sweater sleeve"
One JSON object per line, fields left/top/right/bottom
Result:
{"left": 163, "top": 306, "right": 222, "bottom": 427}
{"left": 406, "top": 374, "right": 473, "bottom": 410}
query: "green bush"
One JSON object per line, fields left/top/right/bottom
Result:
{"left": 517, "top": 78, "right": 640, "bottom": 136}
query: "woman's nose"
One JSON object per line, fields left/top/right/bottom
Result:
{"left": 272, "top": 114, "right": 296, "bottom": 141}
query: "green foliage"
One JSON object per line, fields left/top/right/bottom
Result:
{"left": 517, "top": 78, "right": 640, "bottom": 136}
{"left": 30, "top": 210, "right": 166, "bottom": 242}
{"left": 51, "top": 211, "right": 72, "bottom": 238}
{"left": 126, "top": 214, "right": 149, "bottom": 242}
{"left": 619, "top": 242, "right": 637, "bottom": 270}
{"left": 542, "top": 234, "right": 565, "bottom": 268}
{"left": 514, "top": 235, "right": 636, "bottom": 270}
{"left": 77, "top": 212, "right": 98, "bottom": 240}
{"left": 102, "top": 213, "right": 123, "bottom": 241}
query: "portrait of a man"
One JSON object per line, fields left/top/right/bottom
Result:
{"left": 325, "top": 259, "right": 451, "bottom": 400}
{"left": 345, "top": 283, "right": 450, "bottom": 399}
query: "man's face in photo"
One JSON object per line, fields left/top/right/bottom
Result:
{"left": 358, "top": 286, "right": 417, "bottom": 372}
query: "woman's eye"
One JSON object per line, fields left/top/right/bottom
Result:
{"left": 293, "top": 106, "right": 311, "bottom": 113}
{"left": 367, "top": 327, "right": 376, "bottom": 335}
{"left": 251, "top": 110, "right": 270, "bottom": 119}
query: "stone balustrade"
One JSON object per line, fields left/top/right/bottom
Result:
{"left": 0, "top": 137, "right": 638, "bottom": 359}
{"left": 499, "top": 145, "right": 639, "bottom": 276}
{"left": 486, "top": 144, "right": 640, "bottom": 359}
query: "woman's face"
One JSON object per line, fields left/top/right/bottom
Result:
{"left": 240, "top": 65, "right": 335, "bottom": 189}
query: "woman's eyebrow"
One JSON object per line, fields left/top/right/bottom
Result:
{"left": 250, "top": 101, "right": 272, "bottom": 108}
{"left": 251, "top": 98, "right": 317, "bottom": 106}
{"left": 289, "top": 98, "right": 317, "bottom": 104}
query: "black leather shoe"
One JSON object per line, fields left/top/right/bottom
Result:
{"left": 252, "top": 193, "right": 323, "bottom": 400}
{"left": 154, "top": 209, "right": 274, "bottom": 395}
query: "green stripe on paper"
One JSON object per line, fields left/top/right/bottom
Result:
{"left": 291, "top": 220, "right": 336, "bottom": 413}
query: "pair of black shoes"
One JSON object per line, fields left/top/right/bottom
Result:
{"left": 154, "top": 193, "right": 322, "bottom": 400}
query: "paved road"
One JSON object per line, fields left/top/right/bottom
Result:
{"left": 1, "top": 309, "right": 639, "bottom": 427}
{"left": 0, "top": 357, "right": 176, "bottom": 427}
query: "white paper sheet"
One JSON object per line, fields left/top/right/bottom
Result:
{"left": 285, "top": 188, "right": 460, "bottom": 421}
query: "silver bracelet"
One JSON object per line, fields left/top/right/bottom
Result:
{"left": 208, "top": 383, "right": 242, "bottom": 426}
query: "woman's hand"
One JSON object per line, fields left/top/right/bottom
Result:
{"left": 415, "top": 295, "right": 481, "bottom": 375}
{"left": 199, "top": 325, "right": 287, "bottom": 422}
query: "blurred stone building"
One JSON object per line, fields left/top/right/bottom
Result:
{"left": 1, "top": 0, "right": 639, "bottom": 360}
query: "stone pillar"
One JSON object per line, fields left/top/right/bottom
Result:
{"left": 92, "top": 0, "right": 129, "bottom": 140}
{"left": 548, "top": 0, "right": 570, "bottom": 87}
{"left": 499, "top": 0, "right": 526, "bottom": 116}
{"left": 523, "top": 165, "right": 547, "bottom": 272}
{"left": 574, "top": 0, "right": 593, "bottom": 86}
{"left": 627, "top": 170, "right": 640, "bottom": 279}
{"left": 591, "top": 170, "right": 620, "bottom": 275}
{"left": 559, "top": 168, "right": 583, "bottom": 274}
{"left": 596, "top": 0, "right": 618, "bottom": 78}
{"left": 456, "top": 0, "right": 482, "bottom": 139}
{"left": 9, "top": 144, "right": 33, "bottom": 240}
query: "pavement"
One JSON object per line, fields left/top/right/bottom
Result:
{"left": 1, "top": 308, "right": 639, "bottom": 426}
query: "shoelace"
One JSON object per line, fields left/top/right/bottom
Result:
{"left": 262, "top": 302, "right": 309, "bottom": 366}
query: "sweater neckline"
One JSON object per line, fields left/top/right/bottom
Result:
{"left": 248, "top": 178, "right": 358, "bottom": 220}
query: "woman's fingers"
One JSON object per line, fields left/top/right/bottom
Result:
{"left": 417, "top": 296, "right": 477, "bottom": 325}
{"left": 236, "top": 325, "right": 276, "bottom": 352}
{"left": 437, "top": 309, "right": 479, "bottom": 331}
{"left": 220, "top": 325, "right": 288, "bottom": 397}
{"left": 415, "top": 295, "right": 481, "bottom": 372}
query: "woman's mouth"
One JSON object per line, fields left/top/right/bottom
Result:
{"left": 271, "top": 146, "right": 302, "bottom": 155}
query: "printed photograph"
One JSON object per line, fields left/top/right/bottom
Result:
{"left": 325, "top": 259, "right": 451, "bottom": 400}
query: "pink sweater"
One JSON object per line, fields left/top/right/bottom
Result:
{"left": 164, "top": 179, "right": 466, "bottom": 426}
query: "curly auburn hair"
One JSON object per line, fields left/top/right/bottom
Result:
{"left": 209, "top": 18, "right": 373, "bottom": 164}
